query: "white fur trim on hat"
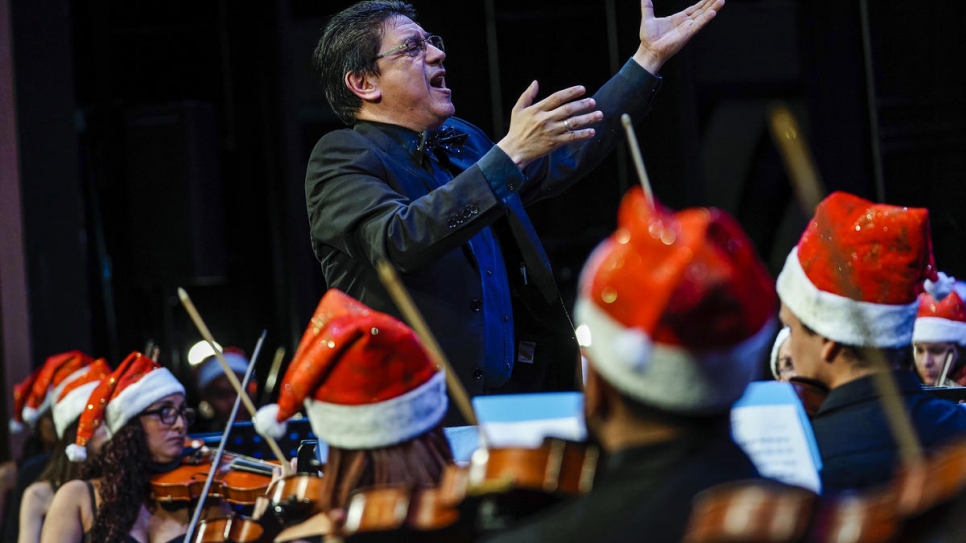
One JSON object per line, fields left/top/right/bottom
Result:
{"left": 913, "top": 317, "right": 966, "bottom": 347}
{"left": 303, "top": 371, "right": 447, "bottom": 449}
{"left": 51, "top": 366, "right": 90, "bottom": 405}
{"left": 196, "top": 352, "right": 249, "bottom": 390}
{"left": 53, "top": 380, "right": 100, "bottom": 439}
{"left": 575, "top": 298, "right": 776, "bottom": 414}
{"left": 253, "top": 403, "right": 287, "bottom": 440}
{"left": 770, "top": 327, "right": 792, "bottom": 380}
{"left": 776, "top": 248, "right": 918, "bottom": 348}
{"left": 104, "top": 368, "right": 185, "bottom": 437}
{"left": 66, "top": 443, "right": 87, "bottom": 462}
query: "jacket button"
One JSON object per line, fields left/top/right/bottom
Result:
{"left": 470, "top": 299, "right": 482, "bottom": 312}
{"left": 472, "top": 368, "right": 483, "bottom": 380}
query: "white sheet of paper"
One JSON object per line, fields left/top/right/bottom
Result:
{"left": 731, "top": 403, "right": 822, "bottom": 493}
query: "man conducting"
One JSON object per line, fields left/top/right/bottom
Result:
{"left": 304, "top": 0, "right": 724, "bottom": 406}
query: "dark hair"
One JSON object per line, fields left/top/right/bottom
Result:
{"left": 316, "top": 424, "right": 453, "bottom": 511}
{"left": 313, "top": 1, "right": 418, "bottom": 125}
{"left": 81, "top": 421, "right": 152, "bottom": 543}
{"left": 799, "top": 321, "right": 910, "bottom": 369}
{"left": 36, "top": 420, "right": 84, "bottom": 491}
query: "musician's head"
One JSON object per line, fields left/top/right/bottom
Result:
{"left": 255, "top": 290, "right": 451, "bottom": 508}
{"left": 66, "top": 351, "right": 186, "bottom": 465}
{"left": 911, "top": 280, "right": 966, "bottom": 385}
{"left": 315, "top": 1, "right": 452, "bottom": 131}
{"left": 574, "top": 188, "right": 777, "bottom": 450}
{"left": 10, "top": 350, "right": 97, "bottom": 449}
{"left": 776, "top": 192, "right": 935, "bottom": 390}
{"left": 770, "top": 326, "right": 796, "bottom": 381}
{"left": 194, "top": 348, "right": 256, "bottom": 425}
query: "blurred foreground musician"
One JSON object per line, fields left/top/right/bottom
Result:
{"left": 776, "top": 191, "right": 966, "bottom": 493}
{"left": 484, "top": 187, "right": 778, "bottom": 543}
{"left": 254, "top": 289, "right": 453, "bottom": 541}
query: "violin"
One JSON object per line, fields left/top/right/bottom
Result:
{"left": 151, "top": 448, "right": 280, "bottom": 506}
{"left": 682, "top": 479, "right": 817, "bottom": 543}
{"left": 340, "top": 481, "right": 470, "bottom": 543}
{"left": 263, "top": 439, "right": 327, "bottom": 526}
{"left": 467, "top": 436, "right": 599, "bottom": 497}
{"left": 192, "top": 514, "right": 266, "bottom": 543}
{"left": 787, "top": 377, "right": 829, "bottom": 417}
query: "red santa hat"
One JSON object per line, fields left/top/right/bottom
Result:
{"left": 253, "top": 289, "right": 446, "bottom": 449}
{"left": 776, "top": 191, "right": 936, "bottom": 348}
{"left": 67, "top": 351, "right": 184, "bottom": 462}
{"left": 913, "top": 274, "right": 966, "bottom": 347}
{"left": 573, "top": 187, "right": 777, "bottom": 414}
{"left": 52, "top": 358, "right": 113, "bottom": 439}
{"left": 10, "top": 367, "right": 43, "bottom": 433}
{"left": 10, "top": 351, "right": 95, "bottom": 432}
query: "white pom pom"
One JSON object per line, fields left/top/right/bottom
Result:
{"left": 9, "top": 420, "right": 24, "bottom": 434}
{"left": 22, "top": 406, "right": 40, "bottom": 426}
{"left": 65, "top": 443, "right": 88, "bottom": 462}
{"left": 613, "top": 329, "right": 653, "bottom": 372}
{"left": 924, "top": 272, "right": 956, "bottom": 301}
{"left": 253, "top": 404, "right": 288, "bottom": 440}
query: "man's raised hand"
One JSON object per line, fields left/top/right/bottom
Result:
{"left": 497, "top": 81, "right": 603, "bottom": 170}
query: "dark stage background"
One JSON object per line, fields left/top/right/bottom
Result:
{"left": 2, "top": 0, "right": 964, "bottom": 455}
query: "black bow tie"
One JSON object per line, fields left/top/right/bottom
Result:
{"left": 418, "top": 126, "right": 468, "bottom": 163}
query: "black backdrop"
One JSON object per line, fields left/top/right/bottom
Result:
{"left": 7, "top": 0, "right": 965, "bottom": 407}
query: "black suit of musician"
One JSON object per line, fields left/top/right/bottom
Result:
{"left": 305, "top": 0, "right": 718, "bottom": 404}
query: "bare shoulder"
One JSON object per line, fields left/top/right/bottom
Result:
{"left": 49, "top": 479, "right": 91, "bottom": 512}
{"left": 22, "top": 480, "right": 54, "bottom": 508}
{"left": 40, "top": 479, "right": 92, "bottom": 543}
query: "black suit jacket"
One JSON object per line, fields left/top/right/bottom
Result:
{"left": 304, "top": 60, "right": 662, "bottom": 404}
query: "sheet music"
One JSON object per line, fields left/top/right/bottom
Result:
{"left": 731, "top": 381, "right": 823, "bottom": 493}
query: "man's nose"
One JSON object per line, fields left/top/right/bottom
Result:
{"left": 426, "top": 43, "right": 445, "bottom": 63}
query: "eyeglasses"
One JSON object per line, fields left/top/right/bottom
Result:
{"left": 141, "top": 405, "right": 196, "bottom": 427}
{"left": 375, "top": 34, "right": 444, "bottom": 60}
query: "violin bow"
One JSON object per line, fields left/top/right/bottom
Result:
{"left": 375, "top": 259, "right": 480, "bottom": 430}
{"left": 182, "top": 330, "right": 266, "bottom": 543}
{"left": 178, "top": 288, "right": 295, "bottom": 477}
{"left": 938, "top": 350, "right": 955, "bottom": 388}
{"left": 767, "top": 102, "right": 925, "bottom": 473}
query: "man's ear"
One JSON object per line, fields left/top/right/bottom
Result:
{"left": 821, "top": 339, "right": 842, "bottom": 363}
{"left": 345, "top": 70, "right": 380, "bottom": 102}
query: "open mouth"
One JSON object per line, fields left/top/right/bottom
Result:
{"left": 430, "top": 73, "right": 447, "bottom": 90}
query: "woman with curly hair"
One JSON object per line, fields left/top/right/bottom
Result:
{"left": 40, "top": 352, "right": 193, "bottom": 543}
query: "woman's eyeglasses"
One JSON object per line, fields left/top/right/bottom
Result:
{"left": 141, "top": 405, "right": 196, "bottom": 427}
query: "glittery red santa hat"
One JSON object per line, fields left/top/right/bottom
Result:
{"left": 776, "top": 191, "right": 936, "bottom": 348}
{"left": 52, "top": 358, "right": 113, "bottom": 439}
{"left": 67, "top": 351, "right": 184, "bottom": 462}
{"left": 254, "top": 289, "right": 445, "bottom": 448}
{"left": 913, "top": 274, "right": 966, "bottom": 347}
{"left": 574, "top": 187, "right": 777, "bottom": 414}
{"left": 15, "top": 351, "right": 96, "bottom": 431}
